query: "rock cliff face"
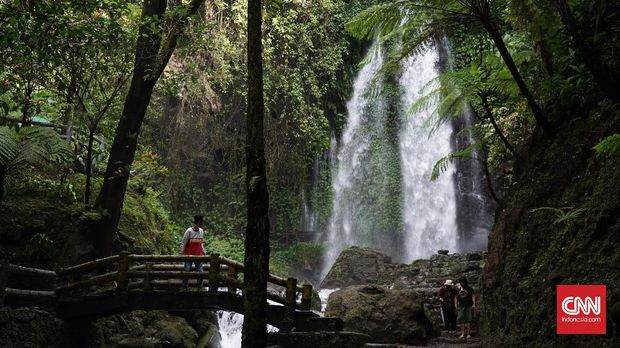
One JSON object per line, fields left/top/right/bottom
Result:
{"left": 325, "top": 285, "right": 439, "bottom": 345}
{"left": 482, "top": 107, "right": 620, "bottom": 346}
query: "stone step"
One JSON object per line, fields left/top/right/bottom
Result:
{"left": 296, "top": 317, "right": 344, "bottom": 332}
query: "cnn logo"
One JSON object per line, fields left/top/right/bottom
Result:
{"left": 561, "top": 296, "right": 601, "bottom": 315}
{"left": 557, "top": 285, "right": 606, "bottom": 335}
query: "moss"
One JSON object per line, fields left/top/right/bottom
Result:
{"left": 482, "top": 105, "right": 620, "bottom": 346}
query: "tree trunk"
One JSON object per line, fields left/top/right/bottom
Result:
{"left": 479, "top": 93, "right": 517, "bottom": 157}
{"left": 552, "top": 0, "right": 620, "bottom": 101}
{"left": 482, "top": 155, "right": 502, "bottom": 207}
{"left": 536, "top": 39, "right": 555, "bottom": 78}
{"left": 482, "top": 20, "right": 553, "bottom": 133}
{"left": 84, "top": 126, "right": 96, "bottom": 205}
{"left": 94, "top": 0, "right": 203, "bottom": 257}
{"left": 241, "top": 0, "right": 271, "bottom": 346}
{"left": 21, "top": 81, "right": 33, "bottom": 125}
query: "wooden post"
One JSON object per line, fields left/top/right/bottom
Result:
{"left": 209, "top": 253, "right": 220, "bottom": 292}
{"left": 227, "top": 266, "right": 237, "bottom": 294}
{"left": 301, "top": 283, "right": 312, "bottom": 310}
{"left": 116, "top": 252, "right": 130, "bottom": 292}
{"left": 143, "top": 262, "right": 152, "bottom": 291}
{"left": 283, "top": 277, "right": 297, "bottom": 331}
{"left": 0, "top": 259, "right": 9, "bottom": 307}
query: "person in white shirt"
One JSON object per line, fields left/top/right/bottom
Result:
{"left": 179, "top": 215, "right": 206, "bottom": 290}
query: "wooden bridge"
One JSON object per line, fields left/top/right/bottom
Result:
{"left": 0, "top": 253, "right": 337, "bottom": 332}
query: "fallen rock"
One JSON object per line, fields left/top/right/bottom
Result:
{"left": 325, "top": 285, "right": 439, "bottom": 345}
{"left": 321, "top": 247, "right": 393, "bottom": 288}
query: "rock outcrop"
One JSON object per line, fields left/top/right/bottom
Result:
{"left": 0, "top": 307, "right": 220, "bottom": 348}
{"left": 325, "top": 285, "right": 439, "bottom": 345}
{"left": 321, "top": 246, "right": 393, "bottom": 288}
{"left": 320, "top": 247, "right": 486, "bottom": 344}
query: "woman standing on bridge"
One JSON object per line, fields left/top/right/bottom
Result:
{"left": 179, "top": 215, "right": 207, "bottom": 290}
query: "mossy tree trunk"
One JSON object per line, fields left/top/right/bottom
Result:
{"left": 94, "top": 0, "right": 204, "bottom": 257}
{"left": 241, "top": 0, "right": 271, "bottom": 346}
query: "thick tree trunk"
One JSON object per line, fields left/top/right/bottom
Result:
{"left": 241, "top": 0, "right": 271, "bottom": 346}
{"left": 479, "top": 93, "right": 517, "bottom": 157}
{"left": 94, "top": 0, "right": 203, "bottom": 257}
{"left": 552, "top": 0, "right": 620, "bottom": 101}
{"left": 482, "top": 20, "right": 552, "bottom": 133}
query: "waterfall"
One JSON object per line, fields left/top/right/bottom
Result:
{"left": 217, "top": 311, "right": 244, "bottom": 348}
{"left": 216, "top": 310, "right": 279, "bottom": 348}
{"left": 399, "top": 47, "right": 458, "bottom": 261}
{"left": 322, "top": 42, "right": 467, "bottom": 276}
{"left": 322, "top": 44, "right": 391, "bottom": 277}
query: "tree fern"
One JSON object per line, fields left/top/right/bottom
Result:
{"left": 0, "top": 126, "right": 73, "bottom": 172}
{"left": 0, "top": 126, "right": 18, "bottom": 166}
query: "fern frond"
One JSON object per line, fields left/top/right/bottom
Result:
{"left": 346, "top": 3, "right": 404, "bottom": 40}
{"left": 0, "top": 126, "right": 18, "bottom": 166}
{"left": 430, "top": 144, "right": 478, "bottom": 181}
{"left": 6, "top": 127, "right": 73, "bottom": 172}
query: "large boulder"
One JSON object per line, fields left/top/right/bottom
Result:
{"left": 325, "top": 285, "right": 439, "bottom": 345}
{"left": 321, "top": 247, "right": 392, "bottom": 288}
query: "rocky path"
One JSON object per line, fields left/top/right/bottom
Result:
{"left": 364, "top": 331, "right": 481, "bottom": 348}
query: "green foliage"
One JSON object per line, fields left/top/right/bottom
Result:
{"left": 204, "top": 235, "right": 245, "bottom": 263}
{"left": 22, "top": 233, "right": 57, "bottom": 263}
{"left": 118, "top": 186, "right": 176, "bottom": 254}
{"left": 530, "top": 206, "right": 587, "bottom": 226}
{"left": 0, "top": 126, "right": 73, "bottom": 172}
{"left": 270, "top": 242, "right": 324, "bottom": 276}
{"left": 593, "top": 134, "right": 620, "bottom": 157}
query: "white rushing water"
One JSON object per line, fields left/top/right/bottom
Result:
{"left": 216, "top": 310, "right": 279, "bottom": 348}
{"left": 399, "top": 47, "right": 457, "bottom": 261}
{"left": 217, "top": 311, "right": 244, "bottom": 348}
{"left": 322, "top": 45, "right": 387, "bottom": 278}
{"left": 216, "top": 290, "right": 337, "bottom": 348}
{"left": 322, "top": 43, "right": 459, "bottom": 276}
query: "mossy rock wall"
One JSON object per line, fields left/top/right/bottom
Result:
{"left": 482, "top": 105, "right": 620, "bottom": 346}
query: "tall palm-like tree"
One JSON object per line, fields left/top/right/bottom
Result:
{"left": 347, "top": 0, "right": 553, "bottom": 133}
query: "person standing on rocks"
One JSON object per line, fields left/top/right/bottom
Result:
{"left": 438, "top": 279, "right": 457, "bottom": 331}
{"left": 179, "top": 215, "right": 207, "bottom": 291}
{"left": 455, "top": 277, "right": 476, "bottom": 339}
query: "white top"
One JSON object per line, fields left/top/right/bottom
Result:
{"left": 178, "top": 227, "right": 206, "bottom": 255}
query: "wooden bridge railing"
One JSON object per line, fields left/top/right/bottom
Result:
{"left": 0, "top": 259, "right": 57, "bottom": 307}
{"left": 53, "top": 252, "right": 313, "bottom": 324}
